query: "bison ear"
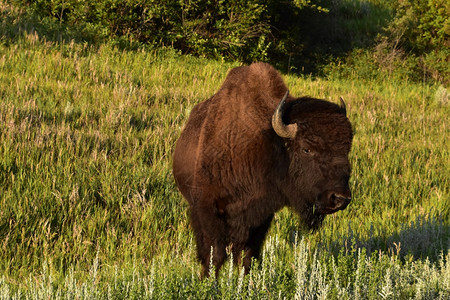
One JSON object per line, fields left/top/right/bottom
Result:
{"left": 272, "top": 90, "right": 298, "bottom": 139}
{"left": 339, "top": 97, "right": 347, "bottom": 116}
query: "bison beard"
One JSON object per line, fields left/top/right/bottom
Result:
{"left": 173, "top": 62, "right": 354, "bottom": 277}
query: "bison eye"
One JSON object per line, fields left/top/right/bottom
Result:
{"left": 302, "top": 148, "right": 311, "bottom": 154}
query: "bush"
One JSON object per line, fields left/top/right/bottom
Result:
{"left": 324, "top": 0, "right": 449, "bottom": 85}
{"left": 373, "top": 0, "right": 450, "bottom": 84}
{"left": 387, "top": 0, "right": 449, "bottom": 53}
{"left": 13, "top": 0, "right": 345, "bottom": 64}
{"left": 15, "top": 0, "right": 272, "bottom": 61}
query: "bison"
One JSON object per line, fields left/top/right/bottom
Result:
{"left": 173, "top": 62, "right": 353, "bottom": 276}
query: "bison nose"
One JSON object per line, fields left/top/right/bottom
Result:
{"left": 331, "top": 193, "right": 351, "bottom": 210}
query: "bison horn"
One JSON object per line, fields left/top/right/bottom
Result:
{"left": 339, "top": 97, "right": 347, "bottom": 116}
{"left": 272, "top": 90, "right": 298, "bottom": 139}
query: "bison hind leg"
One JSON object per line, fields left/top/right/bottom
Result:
{"left": 189, "top": 207, "right": 227, "bottom": 278}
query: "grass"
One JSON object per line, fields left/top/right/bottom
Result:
{"left": 0, "top": 2, "right": 449, "bottom": 299}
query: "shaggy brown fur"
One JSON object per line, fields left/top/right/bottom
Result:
{"left": 173, "top": 62, "right": 353, "bottom": 276}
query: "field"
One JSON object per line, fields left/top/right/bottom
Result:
{"left": 1, "top": 9, "right": 449, "bottom": 299}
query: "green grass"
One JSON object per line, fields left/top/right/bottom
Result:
{"left": 0, "top": 3, "right": 449, "bottom": 299}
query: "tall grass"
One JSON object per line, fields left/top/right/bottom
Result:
{"left": 0, "top": 236, "right": 449, "bottom": 299}
{"left": 0, "top": 3, "right": 449, "bottom": 298}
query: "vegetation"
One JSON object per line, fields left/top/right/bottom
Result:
{"left": 0, "top": 0, "right": 449, "bottom": 298}
{"left": 12, "top": 0, "right": 449, "bottom": 83}
{"left": 334, "top": 0, "right": 449, "bottom": 85}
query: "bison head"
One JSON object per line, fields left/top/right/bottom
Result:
{"left": 272, "top": 91, "right": 353, "bottom": 229}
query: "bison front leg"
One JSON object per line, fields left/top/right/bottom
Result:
{"left": 246, "top": 214, "right": 274, "bottom": 261}
{"left": 229, "top": 214, "right": 274, "bottom": 274}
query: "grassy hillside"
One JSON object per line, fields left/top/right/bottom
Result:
{"left": 0, "top": 9, "right": 449, "bottom": 300}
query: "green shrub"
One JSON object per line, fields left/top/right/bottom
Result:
{"left": 386, "top": 0, "right": 449, "bottom": 53}
{"left": 13, "top": 0, "right": 277, "bottom": 61}
{"left": 371, "top": 0, "right": 450, "bottom": 84}
{"left": 14, "top": 0, "right": 380, "bottom": 66}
